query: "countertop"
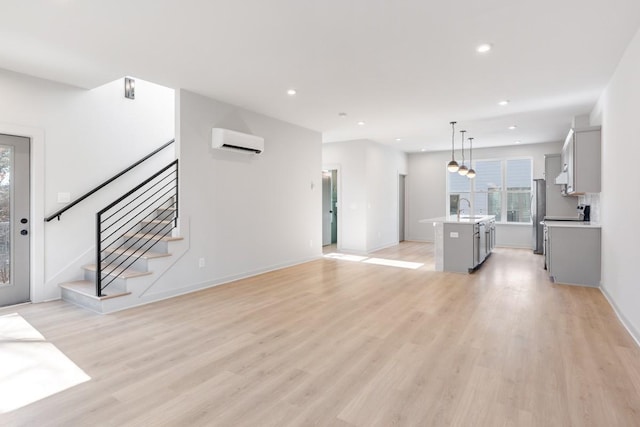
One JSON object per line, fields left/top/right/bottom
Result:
{"left": 420, "top": 215, "right": 496, "bottom": 225}
{"left": 543, "top": 220, "right": 601, "bottom": 229}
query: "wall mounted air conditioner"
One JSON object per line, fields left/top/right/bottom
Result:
{"left": 211, "top": 128, "right": 264, "bottom": 154}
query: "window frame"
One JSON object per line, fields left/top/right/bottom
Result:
{"left": 446, "top": 156, "right": 533, "bottom": 225}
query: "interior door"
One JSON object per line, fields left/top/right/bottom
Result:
{"left": 322, "top": 174, "right": 332, "bottom": 246}
{"left": 0, "top": 134, "right": 30, "bottom": 307}
{"left": 398, "top": 175, "right": 405, "bottom": 242}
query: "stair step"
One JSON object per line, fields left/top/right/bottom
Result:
{"left": 141, "top": 219, "right": 173, "bottom": 226}
{"left": 84, "top": 264, "right": 153, "bottom": 279}
{"left": 123, "top": 232, "right": 184, "bottom": 242}
{"left": 103, "top": 246, "right": 172, "bottom": 260}
{"left": 60, "top": 280, "right": 131, "bottom": 300}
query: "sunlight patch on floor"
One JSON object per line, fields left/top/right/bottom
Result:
{"left": 323, "top": 253, "right": 368, "bottom": 262}
{"left": 324, "top": 253, "right": 424, "bottom": 270}
{"left": 0, "top": 313, "right": 91, "bottom": 413}
{"left": 363, "top": 258, "right": 423, "bottom": 270}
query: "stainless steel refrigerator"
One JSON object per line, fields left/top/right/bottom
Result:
{"left": 532, "top": 179, "right": 546, "bottom": 254}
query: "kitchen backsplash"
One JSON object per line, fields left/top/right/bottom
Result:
{"left": 579, "top": 193, "right": 601, "bottom": 223}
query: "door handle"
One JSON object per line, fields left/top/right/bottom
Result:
{"left": 20, "top": 230, "right": 28, "bottom": 236}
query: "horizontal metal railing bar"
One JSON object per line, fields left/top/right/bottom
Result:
{"left": 100, "top": 220, "right": 175, "bottom": 290}
{"left": 100, "top": 169, "right": 176, "bottom": 225}
{"left": 97, "top": 160, "right": 178, "bottom": 217}
{"left": 100, "top": 200, "right": 176, "bottom": 263}
{"left": 100, "top": 186, "right": 176, "bottom": 245}
{"left": 45, "top": 139, "right": 175, "bottom": 222}
{"left": 101, "top": 177, "right": 176, "bottom": 231}
{"left": 100, "top": 199, "right": 176, "bottom": 268}
{"left": 100, "top": 199, "right": 177, "bottom": 255}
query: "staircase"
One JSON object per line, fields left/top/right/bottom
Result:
{"left": 60, "top": 203, "right": 184, "bottom": 313}
{"left": 44, "top": 146, "right": 184, "bottom": 314}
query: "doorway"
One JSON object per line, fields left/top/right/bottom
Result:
{"left": 0, "top": 134, "right": 30, "bottom": 307}
{"left": 322, "top": 169, "right": 338, "bottom": 247}
{"left": 399, "top": 174, "right": 406, "bottom": 242}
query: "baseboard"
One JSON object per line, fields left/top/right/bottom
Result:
{"left": 106, "top": 254, "right": 324, "bottom": 313}
{"left": 600, "top": 285, "right": 640, "bottom": 348}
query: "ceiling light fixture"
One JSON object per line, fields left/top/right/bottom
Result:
{"left": 357, "top": 121, "right": 365, "bottom": 126}
{"left": 395, "top": 138, "right": 402, "bottom": 142}
{"left": 508, "top": 125, "right": 517, "bottom": 130}
{"left": 458, "top": 130, "right": 469, "bottom": 176}
{"left": 447, "top": 121, "right": 460, "bottom": 172}
{"left": 287, "top": 89, "right": 297, "bottom": 96}
{"left": 498, "top": 100, "right": 510, "bottom": 106}
{"left": 421, "top": 148, "right": 427, "bottom": 152}
{"left": 515, "top": 140, "right": 521, "bottom": 144}
{"left": 467, "top": 137, "right": 476, "bottom": 179}
{"left": 476, "top": 43, "right": 492, "bottom": 53}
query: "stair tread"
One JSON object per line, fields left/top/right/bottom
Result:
{"left": 141, "top": 219, "right": 173, "bottom": 225}
{"left": 83, "top": 264, "right": 153, "bottom": 279}
{"left": 123, "top": 232, "right": 184, "bottom": 242}
{"left": 103, "top": 247, "right": 171, "bottom": 259}
{"left": 60, "top": 280, "right": 131, "bottom": 300}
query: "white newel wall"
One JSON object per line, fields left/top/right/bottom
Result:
{"left": 136, "top": 89, "right": 322, "bottom": 299}
{"left": 0, "top": 68, "right": 175, "bottom": 302}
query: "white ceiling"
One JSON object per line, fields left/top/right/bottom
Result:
{"left": 2, "top": 0, "right": 640, "bottom": 152}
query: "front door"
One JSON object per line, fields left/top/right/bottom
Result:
{"left": 0, "top": 134, "right": 30, "bottom": 307}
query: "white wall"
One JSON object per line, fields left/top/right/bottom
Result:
{"left": 593, "top": 27, "right": 640, "bottom": 343}
{"left": 407, "top": 141, "right": 563, "bottom": 247}
{"left": 323, "top": 140, "right": 408, "bottom": 253}
{"left": 0, "top": 68, "right": 174, "bottom": 302}
{"left": 138, "top": 89, "right": 322, "bottom": 298}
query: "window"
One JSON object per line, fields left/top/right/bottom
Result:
{"left": 447, "top": 158, "right": 532, "bottom": 223}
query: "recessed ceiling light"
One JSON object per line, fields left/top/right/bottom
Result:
{"left": 338, "top": 112, "right": 347, "bottom": 118}
{"left": 498, "top": 100, "right": 510, "bottom": 106}
{"left": 515, "top": 140, "right": 521, "bottom": 144}
{"left": 395, "top": 138, "right": 402, "bottom": 142}
{"left": 476, "top": 43, "right": 492, "bottom": 53}
{"left": 508, "top": 125, "right": 517, "bottom": 130}
{"left": 357, "top": 121, "right": 365, "bottom": 126}
{"left": 287, "top": 89, "right": 297, "bottom": 96}
{"left": 421, "top": 148, "right": 427, "bottom": 152}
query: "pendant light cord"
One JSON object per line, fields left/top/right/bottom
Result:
{"left": 450, "top": 121, "right": 457, "bottom": 159}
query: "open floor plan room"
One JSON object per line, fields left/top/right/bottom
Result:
{"left": 2, "top": 243, "right": 639, "bottom": 426}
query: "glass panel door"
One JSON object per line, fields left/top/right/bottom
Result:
{"left": 0, "top": 134, "right": 30, "bottom": 307}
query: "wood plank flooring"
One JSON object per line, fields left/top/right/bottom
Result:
{"left": 2, "top": 243, "right": 640, "bottom": 426}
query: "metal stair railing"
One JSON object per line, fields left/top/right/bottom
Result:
{"left": 96, "top": 159, "right": 178, "bottom": 297}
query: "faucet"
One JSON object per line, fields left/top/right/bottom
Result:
{"left": 458, "top": 198, "right": 471, "bottom": 220}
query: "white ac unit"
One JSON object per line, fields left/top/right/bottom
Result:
{"left": 211, "top": 128, "right": 264, "bottom": 154}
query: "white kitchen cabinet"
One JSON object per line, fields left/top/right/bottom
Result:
{"left": 560, "top": 126, "right": 601, "bottom": 195}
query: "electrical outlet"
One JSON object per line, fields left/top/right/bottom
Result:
{"left": 450, "top": 232, "right": 459, "bottom": 238}
{"left": 198, "top": 258, "right": 205, "bottom": 268}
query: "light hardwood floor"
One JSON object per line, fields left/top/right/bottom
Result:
{"left": 2, "top": 243, "right": 640, "bottom": 426}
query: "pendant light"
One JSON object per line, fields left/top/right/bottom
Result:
{"left": 467, "top": 137, "right": 476, "bottom": 178}
{"left": 458, "top": 130, "right": 469, "bottom": 175}
{"left": 447, "top": 121, "right": 460, "bottom": 172}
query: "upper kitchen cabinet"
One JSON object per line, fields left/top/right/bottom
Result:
{"left": 556, "top": 119, "right": 601, "bottom": 195}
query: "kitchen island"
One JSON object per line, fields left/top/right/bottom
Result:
{"left": 420, "top": 215, "right": 496, "bottom": 273}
